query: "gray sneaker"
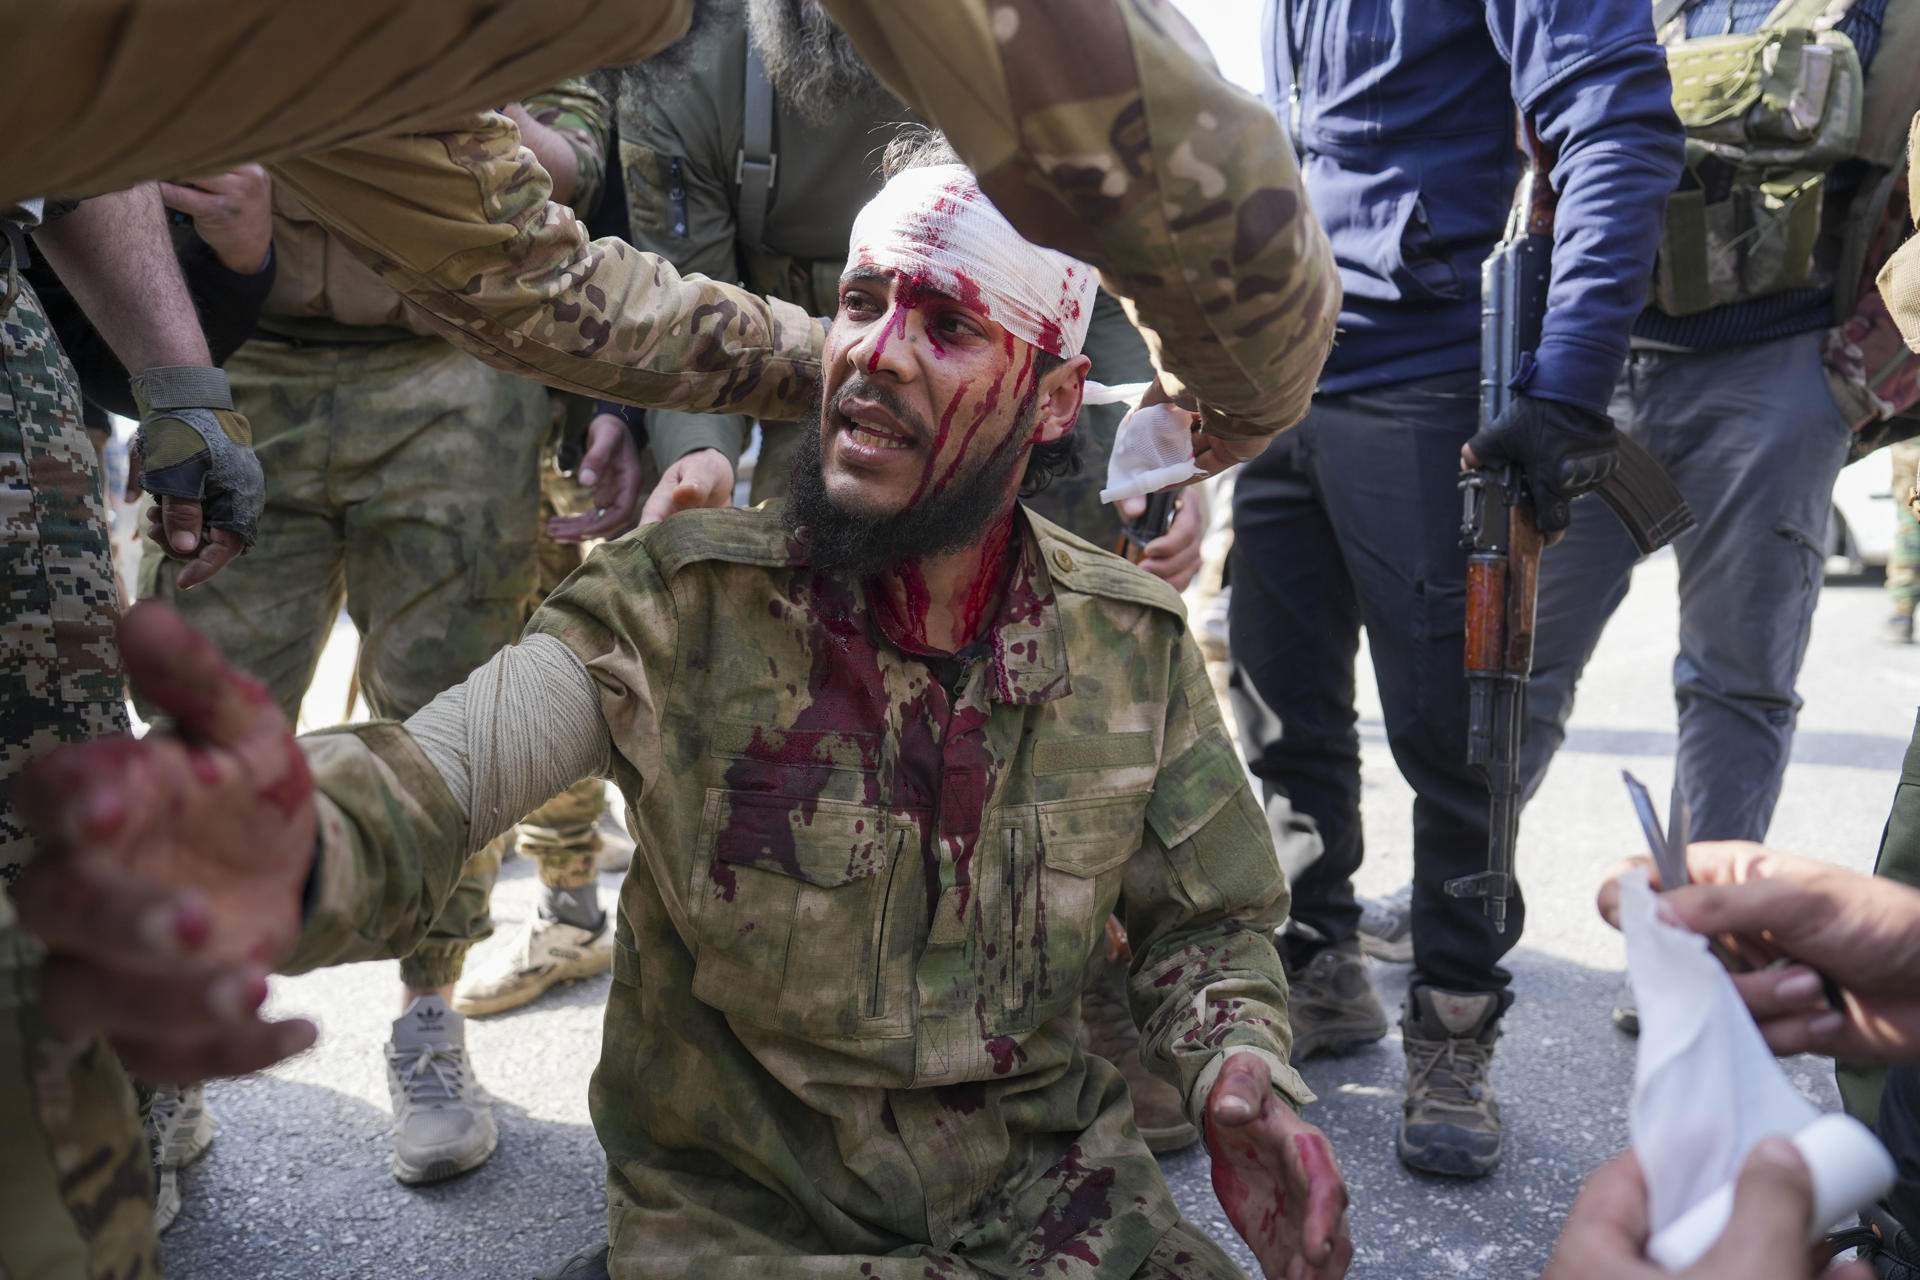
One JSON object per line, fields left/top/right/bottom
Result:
{"left": 145, "top": 1083, "right": 215, "bottom": 1233}
{"left": 1399, "top": 985, "right": 1503, "bottom": 1179}
{"left": 1357, "top": 884, "right": 1414, "bottom": 964}
{"left": 1284, "top": 937, "right": 1390, "bottom": 1059}
{"left": 385, "top": 996, "right": 497, "bottom": 1185}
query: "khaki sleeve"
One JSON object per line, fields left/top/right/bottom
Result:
{"left": 821, "top": 0, "right": 1339, "bottom": 441}
{"left": 267, "top": 112, "right": 824, "bottom": 421}
{"left": 0, "top": 0, "right": 692, "bottom": 207}
{"left": 1123, "top": 632, "right": 1314, "bottom": 1121}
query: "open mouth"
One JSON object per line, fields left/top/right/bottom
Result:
{"left": 836, "top": 400, "right": 919, "bottom": 453}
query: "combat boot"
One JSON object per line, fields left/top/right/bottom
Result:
{"left": 1284, "top": 936, "right": 1390, "bottom": 1059}
{"left": 1399, "top": 985, "right": 1503, "bottom": 1178}
{"left": 453, "top": 914, "right": 613, "bottom": 1017}
{"left": 145, "top": 1083, "right": 215, "bottom": 1233}
{"left": 385, "top": 996, "right": 496, "bottom": 1184}
{"left": 1079, "top": 945, "right": 1197, "bottom": 1153}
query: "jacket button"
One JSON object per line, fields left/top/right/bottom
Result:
{"left": 1052, "top": 549, "right": 1074, "bottom": 573}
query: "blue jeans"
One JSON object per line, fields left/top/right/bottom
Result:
{"left": 1519, "top": 330, "right": 1853, "bottom": 841}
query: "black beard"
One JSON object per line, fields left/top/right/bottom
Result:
{"left": 782, "top": 386, "right": 1031, "bottom": 576}
{"left": 747, "top": 0, "right": 900, "bottom": 125}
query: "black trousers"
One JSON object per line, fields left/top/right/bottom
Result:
{"left": 1227, "top": 371, "right": 1516, "bottom": 1003}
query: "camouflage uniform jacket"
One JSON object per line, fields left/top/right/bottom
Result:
{"left": 289, "top": 504, "right": 1309, "bottom": 1277}
{"left": 10, "top": 0, "right": 1332, "bottom": 441}
{"left": 258, "top": 78, "right": 611, "bottom": 344}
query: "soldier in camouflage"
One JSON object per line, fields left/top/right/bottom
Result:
{"left": 1, "top": 187, "right": 265, "bottom": 1280}
{"left": 5, "top": 3, "right": 1338, "bottom": 1273}
{"left": 15, "top": 150, "right": 1351, "bottom": 1280}
{"left": 132, "top": 81, "right": 627, "bottom": 1188}
{"left": 608, "top": 0, "right": 1196, "bottom": 565}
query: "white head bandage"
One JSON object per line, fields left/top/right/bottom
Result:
{"left": 847, "top": 164, "right": 1100, "bottom": 359}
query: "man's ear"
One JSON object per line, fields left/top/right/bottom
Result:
{"left": 1033, "top": 354, "right": 1092, "bottom": 445}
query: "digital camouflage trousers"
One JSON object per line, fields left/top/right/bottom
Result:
{"left": 1, "top": 272, "right": 157, "bottom": 1277}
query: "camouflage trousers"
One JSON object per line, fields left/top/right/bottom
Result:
{"left": 1891, "top": 439, "right": 1920, "bottom": 616}
{"left": 0, "top": 274, "right": 157, "bottom": 1277}
{"left": 136, "top": 334, "right": 590, "bottom": 988}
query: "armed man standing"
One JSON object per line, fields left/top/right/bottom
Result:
{"left": 1519, "top": 1, "right": 1920, "bottom": 965}
{"left": 1230, "top": 0, "right": 1683, "bottom": 1178}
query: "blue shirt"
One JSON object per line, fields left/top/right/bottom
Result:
{"left": 1264, "top": 0, "right": 1685, "bottom": 413}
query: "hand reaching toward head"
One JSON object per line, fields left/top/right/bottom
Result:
{"left": 13, "top": 601, "right": 320, "bottom": 1082}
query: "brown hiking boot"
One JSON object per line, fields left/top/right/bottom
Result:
{"left": 1399, "top": 985, "right": 1503, "bottom": 1178}
{"left": 1284, "top": 936, "right": 1390, "bottom": 1059}
{"left": 1080, "top": 945, "right": 1198, "bottom": 1153}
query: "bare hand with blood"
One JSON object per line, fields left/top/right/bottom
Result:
{"left": 1205, "top": 1052, "right": 1352, "bottom": 1279}
{"left": 639, "top": 447, "right": 735, "bottom": 525}
{"left": 12, "top": 602, "right": 319, "bottom": 1083}
{"left": 548, "top": 413, "right": 650, "bottom": 542}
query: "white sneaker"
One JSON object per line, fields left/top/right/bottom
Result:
{"left": 595, "top": 807, "right": 634, "bottom": 875}
{"left": 452, "top": 916, "right": 613, "bottom": 1017}
{"left": 146, "top": 1084, "right": 215, "bottom": 1233}
{"left": 385, "top": 996, "right": 496, "bottom": 1185}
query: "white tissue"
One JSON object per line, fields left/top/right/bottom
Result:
{"left": 1099, "top": 401, "right": 1203, "bottom": 504}
{"left": 1620, "top": 869, "right": 1894, "bottom": 1270}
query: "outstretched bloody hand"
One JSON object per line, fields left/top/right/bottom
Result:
{"left": 1205, "top": 1053, "right": 1352, "bottom": 1280}
{"left": 12, "top": 601, "right": 320, "bottom": 1083}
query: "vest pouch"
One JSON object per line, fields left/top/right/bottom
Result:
{"left": 1654, "top": 163, "right": 1827, "bottom": 317}
{"left": 1652, "top": 9, "right": 1865, "bottom": 317}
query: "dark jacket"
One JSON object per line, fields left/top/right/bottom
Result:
{"left": 1264, "top": 0, "right": 1684, "bottom": 414}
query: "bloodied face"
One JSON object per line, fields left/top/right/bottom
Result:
{"left": 784, "top": 266, "right": 1089, "bottom": 573}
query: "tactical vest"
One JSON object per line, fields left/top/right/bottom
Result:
{"left": 1649, "top": 0, "right": 1866, "bottom": 318}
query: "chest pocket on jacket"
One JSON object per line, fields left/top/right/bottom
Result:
{"left": 689, "top": 789, "right": 906, "bottom": 1039}
{"left": 987, "top": 793, "right": 1147, "bottom": 1034}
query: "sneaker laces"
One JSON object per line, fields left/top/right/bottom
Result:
{"left": 389, "top": 1042, "right": 469, "bottom": 1110}
{"left": 1406, "top": 1034, "right": 1494, "bottom": 1110}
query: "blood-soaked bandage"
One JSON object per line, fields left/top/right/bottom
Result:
{"left": 847, "top": 164, "right": 1099, "bottom": 359}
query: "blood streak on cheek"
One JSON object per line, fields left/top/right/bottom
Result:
{"left": 907, "top": 381, "right": 974, "bottom": 508}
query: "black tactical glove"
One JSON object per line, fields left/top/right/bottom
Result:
{"left": 130, "top": 364, "right": 264, "bottom": 548}
{"left": 1463, "top": 393, "right": 1619, "bottom": 533}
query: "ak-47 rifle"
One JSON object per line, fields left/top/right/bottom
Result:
{"left": 1446, "top": 122, "right": 1697, "bottom": 933}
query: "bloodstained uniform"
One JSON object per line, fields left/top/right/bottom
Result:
{"left": 289, "top": 504, "right": 1310, "bottom": 1278}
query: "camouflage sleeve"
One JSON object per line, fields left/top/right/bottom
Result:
{"left": 0, "top": 0, "right": 694, "bottom": 207}
{"left": 522, "top": 77, "right": 614, "bottom": 218}
{"left": 1124, "top": 631, "right": 1314, "bottom": 1122}
{"left": 282, "top": 724, "right": 474, "bottom": 975}
{"left": 820, "top": 0, "right": 1339, "bottom": 441}
{"left": 266, "top": 111, "right": 823, "bottom": 422}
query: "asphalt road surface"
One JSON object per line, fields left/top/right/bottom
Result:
{"left": 162, "top": 544, "right": 1918, "bottom": 1279}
